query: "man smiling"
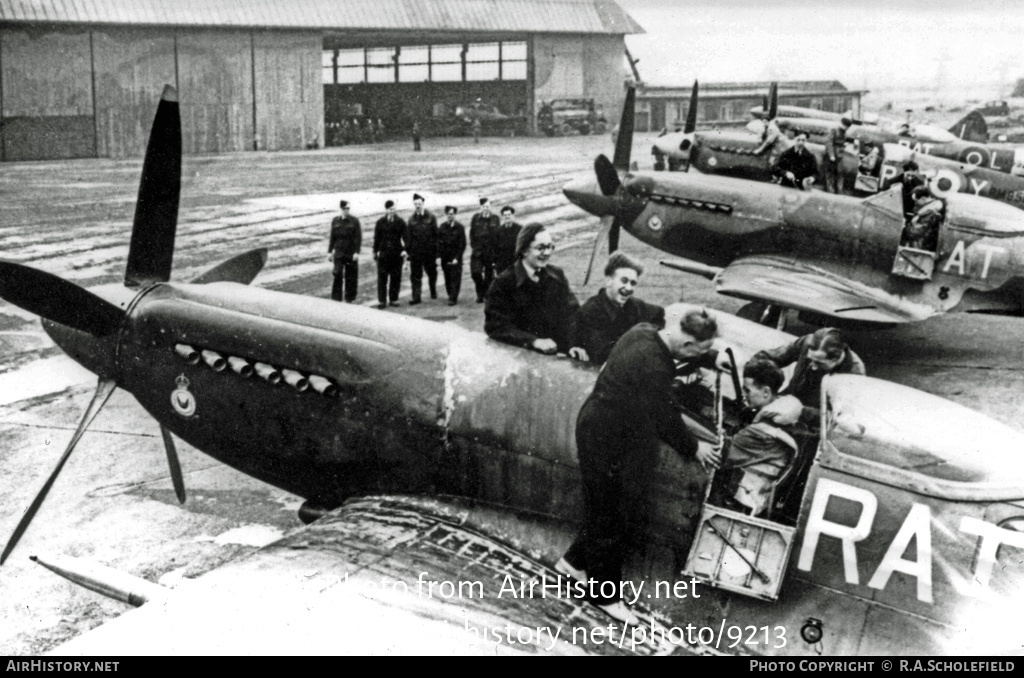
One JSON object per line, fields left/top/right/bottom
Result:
{"left": 571, "top": 252, "right": 665, "bottom": 365}
{"left": 484, "top": 223, "right": 582, "bottom": 357}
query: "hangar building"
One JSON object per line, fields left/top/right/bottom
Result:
{"left": 0, "top": 0, "right": 641, "bottom": 161}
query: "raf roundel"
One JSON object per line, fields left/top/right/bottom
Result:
{"left": 648, "top": 214, "right": 663, "bottom": 232}
{"left": 171, "top": 374, "right": 197, "bottom": 417}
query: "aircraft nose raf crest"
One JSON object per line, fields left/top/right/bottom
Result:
{"left": 648, "top": 214, "right": 663, "bottom": 231}
{"left": 171, "top": 373, "right": 197, "bottom": 417}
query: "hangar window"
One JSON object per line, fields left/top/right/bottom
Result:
{"left": 328, "top": 48, "right": 368, "bottom": 84}
{"left": 502, "top": 42, "right": 527, "bottom": 80}
{"left": 466, "top": 42, "right": 500, "bottom": 81}
{"left": 430, "top": 44, "right": 463, "bottom": 82}
{"left": 366, "top": 47, "right": 397, "bottom": 83}
{"left": 398, "top": 45, "right": 430, "bottom": 83}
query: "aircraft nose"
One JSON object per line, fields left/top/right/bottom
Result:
{"left": 563, "top": 174, "right": 614, "bottom": 216}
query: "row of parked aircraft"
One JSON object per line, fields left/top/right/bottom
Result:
{"left": 1, "top": 83, "right": 1023, "bottom": 655}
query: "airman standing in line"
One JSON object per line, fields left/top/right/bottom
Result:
{"left": 493, "top": 205, "right": 522, "bottom": 275}
{"left": 438, "top": 206, "right": 467, "bottom": 306}
{"left": 373, "top": 200, "right": 406, "bottom": 309}
{"left": 327, "top": 199, "right": 362, "bottom": 303}
{"left": 469, "top": 198, "right": 500, "bottom": 303}
{"left": 405, "top": 193, "right": 439, "bottom": 305}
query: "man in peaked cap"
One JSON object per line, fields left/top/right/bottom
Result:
{"left": 437, "top": 206, "right": 467, "bottom": 305}
{"left": 405, "top": 193, "right": 439, "bottom": 305}
{"left": 469, "top": 197, "right": 500, "bottom": 303}
{"left": 373, "top": 199, "right": 406, "bottom": 309}
{"left": 492, "top": 205, "right": 522, "bottom": 275}
{"left": 327, "top": 199, "right": 362, "bottom": 303}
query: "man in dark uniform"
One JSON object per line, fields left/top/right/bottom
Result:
{"left": 469, "top": 198, "right": 500, "bottom": 303}
{"left": 823, "top": 117, "right": 852, "bottom": 193}
{"left": 437, "top": 206, "right": 467, "bottom": 306}
{"left": 572, "top": 252, "right": 665, "bottom": 365}
{"left": 327, "top": 200, "right": 362, "bottom": 303}
{"left": 373, "top": 200, "right": 406, "bottom": 309}
{"left": 900, "top": 161, "right": 926, "bottom": 219}
{"left": 753, "top": 327, "right": 865, "bottom": 423}
{"left": 771, "top": 132, "right": 818, "bottom": 190}
{"left": 484, "top": 223, "right": 582, "bottom": 356}
{"left": 556, "top": 308, "right": 722, "bottom": 624}
{"left": 412, "top": 121, "right": 422, "bottom": 152}
{"left": 405, "top": 193, "right": 439, "bottom": 305}
{"left": 493, "top": 205, "right": 522, "bottom": 275}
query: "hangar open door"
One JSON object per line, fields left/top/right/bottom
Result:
{"left": 321, "top": 40, "right": 530, "bottom": 145}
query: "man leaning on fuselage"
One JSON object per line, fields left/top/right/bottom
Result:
{"left": 572, "top": 252, "right": 664, "bottom": 365}
{"left": 484, "top": 223, "right": 584, "bottom": 359}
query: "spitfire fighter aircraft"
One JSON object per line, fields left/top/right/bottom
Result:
{"left": 654, "top": 83, "right": 1024, "bottom": 214}
{"left": 762, "top": 108, "right": 1022, "bottom": 177}
{"left": 570, "top": 86, "right": 1024, "bottom": 327}
{"left": 3, "top": 86, "right": 1024, "bottom": 656}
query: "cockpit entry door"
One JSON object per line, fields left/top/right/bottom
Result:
{"left": 680, "top": 374, "right": 796, "bottom": 602}
{"left": 891, "top": 197, "right": 944, "bottom": 281}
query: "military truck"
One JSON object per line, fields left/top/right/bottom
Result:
{"left": 537, "top": 98, "right": 608, "bottom": 136}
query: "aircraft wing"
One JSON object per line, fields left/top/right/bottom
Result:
{"left": 714, "top": 255, "right": 938, "bottom": 324}
{"left": 48, "top": 496, "right": 688, "bottom": 656}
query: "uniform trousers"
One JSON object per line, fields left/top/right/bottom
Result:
{"left": 409, "top": 257, "right": 438, "bottom": 302}
{"left": 377, "top": 258, "right": 403, "bottom": 304}
{"left": 470, "top": 256, "right": 495, "bottom": 300}
{"left": 442, "top": 262, "right": 463, "bottom": 302}
{"left": 332, "top": 258, "right": 358, "bottom": 302}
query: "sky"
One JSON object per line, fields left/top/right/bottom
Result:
{"left": 616, "top": 0, "right": 1024, "bottom": 103}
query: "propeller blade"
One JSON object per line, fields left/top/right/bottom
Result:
{"left": 125, "top": 85, "right": 182, "bottom": 287}
{"left": 160, "top": 426, "right": 186, "bottom": 504}
{"left": 190, "top": 248, "right": 269, "bottom": 285}
{"left": 583, "top": 216, "right": 614, "bottom": 286}
{"left": 0, "top": 261, "right": 125, "bottom": 337}
{"left": 768, "top": 82, "right": 778, "bottom": 121}
{"left": 1, "top": 378, "right": 117, "bottom": 565}
{"left": 609, "top": 216, "right": 621, "bottom": 254}
{"left": 685, "top": 80, "right": 699, "bottom": 134}
{"left": 612, "top": 86, "right": 636, "bottom": 171}
{"left": 595, "top": 155, "right": 621, "bottom": 197}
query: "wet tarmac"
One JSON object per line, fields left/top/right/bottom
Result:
{"left": 2, "top": 133, "right": 1023, "bottom": 654}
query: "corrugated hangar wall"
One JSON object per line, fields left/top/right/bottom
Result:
{"left": 0, "top": 25, "right": 323, "bottom": 160}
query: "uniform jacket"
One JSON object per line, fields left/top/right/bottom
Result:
{"left": 469, "top": 212, "right": 500, "bottom": 262}
{"left": 772, "top": 146, "right": 818, "bottom": 187}
{"left": 405, "top": 210, "right": 438, "bottom": 260}
{"left": 825, "top": 126, "right": 847, "bottom": 162}
{"left": 572, "top": 291, "right": 665, "bottom": 365}
{"left": 484, "top": 262, "right": 579, "bottom": 353}
{"left": 373, "top": 214, "right": 407, "bottom": 263}
{"left": 328, "top": 214, "right": 362, "bottom": 259}
{"left": 580, "top": 323, "right": 700, "bottom": 459}
{"left": 437, "top": 219, "right": 467, "bottom": 264}
{"left": 492, "top": 221, "right": 522, "bottom": 273}
{"left": 754, "top": 335, "right": 866, "bottom": 412}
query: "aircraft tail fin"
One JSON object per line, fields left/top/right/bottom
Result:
{"left": 190, "top": 249, "right": 269, "bottom": 285}
{"left": 125, "top": 85, "right": 182, "bottom": 287}
{"left": 684, "top": 80, "right": 699, "bottom": 134}
{"left": 949, "top": 110, "right": 988, "bottom": 142}
{"left": 612, "top": 86, "right": 635, "bottom": 171}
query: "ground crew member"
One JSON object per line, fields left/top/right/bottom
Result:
{"left": 571, "top": 252, "right": 664, "bottom": 365}
{"left": 771, "top": 132, "right": 818, "bottom": 190}
{"left": 753, "top": 327, "right": 865, "bottom": 423}
{"left": 557, "top": 308, "right": 723, "bottom": 624}
{"left": 373, "top": 200, "right": 406, "bottom": 308}
{"left": 405, "top": 193, "right": 439, "bottom": 305}
{"left": 823, "top": 117, "right": 852, "bottom": 193}
{"left": 438, "top": 206, "right": 467, "bottom": 305}
{"left": 472, "top": 118, "right": 482, "bottom": 144}
{"left": 469, "top": 198, "right": 500, "bottom": 302}
{"left": 753, "top": 120, "right": 791, "bottom": 170}
{"left": 493, "top": 205, "right": 522, "bottom": 275}
{"left": 484, "top": 223, "right": 582, "bottom": 357}
{"left": 327, "top": 199, "right": 362, "bottom": 303}
{"left": 412, "top": 121, "right": 422, "bottom": 152}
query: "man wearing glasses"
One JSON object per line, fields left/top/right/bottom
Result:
{"left": 484, "top": 223, "right": 585, "bottom": 359}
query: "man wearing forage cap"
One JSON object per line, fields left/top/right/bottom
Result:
{"left": 469, "top": 197, "right": 500, "bottom": 303}
{"left": 437, "top": 206, "right": 467, "bottom": 305}
{"left": 492, "top": 205, "right": 522, "bottom": 275}
{"left": 327, "top": 199, "right": 362, "bottom": 303}
{"left": 373, "top": 199, "right": 406, "bottom": 309}
{"left": 405, "top": 193, "right": 439, "bottom": 305}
